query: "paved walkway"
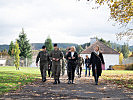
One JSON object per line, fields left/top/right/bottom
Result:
{"left": 0, "top": 75, "right": 133, "bottom": 100}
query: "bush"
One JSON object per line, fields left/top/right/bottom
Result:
{"left": 112, "top": 63, "right": 133, "bottom": 70}
{"left": 125, "top": 63, "right": 133, "bottom": 70}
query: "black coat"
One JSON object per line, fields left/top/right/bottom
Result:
{"left": 89, "top": 52, "right": 104, "bottom": 77}
{"left": 66, "top": 51, "right": 78, "bottom": 67}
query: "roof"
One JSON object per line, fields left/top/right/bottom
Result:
{"left": 81, "top": 40, "right": 120, "bottom": 54}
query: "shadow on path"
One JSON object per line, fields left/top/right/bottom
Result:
{"left": 0, "top": 75, "right": 133, "bottom": 100}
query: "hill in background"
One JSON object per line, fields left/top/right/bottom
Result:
{"left": 31, "top": 43, "right": 78, "bottom": 50}
{"left": 0, "top": 43, "right": 78, "bottom": 51}
{"left": 0, "top": 43, "right": 132, "bottom": 51}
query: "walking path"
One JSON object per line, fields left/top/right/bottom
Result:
{"left": 1, "top": 74, "right": 133, "bottom": 100}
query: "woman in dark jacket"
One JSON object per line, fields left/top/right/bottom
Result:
{"left": 66, "top": 46, "right": 78, "bottom": 84}
{"left": 89, "top": 45, "right": 105, "bottom": 85}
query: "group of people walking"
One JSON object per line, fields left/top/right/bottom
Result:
{"left": 36, "top": 44, "right": 104, "bottom": 85}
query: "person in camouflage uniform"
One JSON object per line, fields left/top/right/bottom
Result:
{"left": 49, "top": 44, "right": 63, "bottom": 84}
{"left": 77, "top": 54, "right": 84, "bottom": 78}
{"left": 36, "top": 46, "right": 49, "bottom": 82}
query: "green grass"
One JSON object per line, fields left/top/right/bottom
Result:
{"left": 0, "top": 66, "right": 41, "bottom": 95}
{"left": 101, "top": 70, "right": 133, "bottom": 89}
{"left": 0, "top": 67, "right": 133, "bottom": 95}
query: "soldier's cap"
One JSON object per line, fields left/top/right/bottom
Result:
{"left": 42, "top": 45, "right": 46, "bottom": 49}
{"left": 54, "top": 43, "right": 57, "bottom": 47}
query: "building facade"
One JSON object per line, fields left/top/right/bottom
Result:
{"left": 81, "top": 38, "right": 120, "bottom": 70}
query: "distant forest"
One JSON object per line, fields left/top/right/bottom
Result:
{"left": 0, "top": 41, "right": 133, "bottom": 52}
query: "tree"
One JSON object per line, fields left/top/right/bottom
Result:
{"left": 81, "top": 43, "right": 90, "bottom": 49}
{"left": 99, "top": 38, "right": 111, "bottom": 47}
{"left": 8, "top": 41, "right": 14, "bottom": 57}
{"left": 76, "top": 45, "right": 84, "bottom": 54}
{"left": 14, "top": 41, "right": 20, "bottom": 70}
{"left": 121, "top": 43, "right": 129, "bottom": 58}
{"left": 117, "top": 46, "right": 121, "bottom": 52}
{"left": 44, "top": 36, "right": 53, "bottom": 52}
{"left": 17, "top": 28, "right": 32, "bottom": 59}
{"left": 106, "top": 41, "right": 112, "bottom": 47}
{"left": 119, "top": 52, "right": 124, "bottom": 64}
{"left": 80, "top": 0, "right": 133, "bottom": 40}
{"left": 128, "top": 51, "right": 132, "bottom": 57}
{"left": 99, "top": 38, "right": 106, "bottom": 44}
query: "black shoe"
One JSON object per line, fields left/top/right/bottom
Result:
{"left": 68, "top": 80, "right": 71, "bottom": 84}
{"left": 53, "top": 80, "right": 57, "bottom": 84}
{"left": 95, "top": 81, "right": 98, "bottom": 85}
{"left": 72, "top": 80, "right": 74, "bottom": 84}
{"left": 58, "top": 79, "right": 60, "bottom": 84}
{"left": 42, "top": 78, "right": 46, "bottom": 82}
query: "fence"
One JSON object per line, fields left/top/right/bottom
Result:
{"left": 0, "top": 56, "right": 33, "bottom": 67}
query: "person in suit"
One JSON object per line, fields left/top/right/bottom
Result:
{"left": 89, "top": 45, "right": 105, "bottom": 85}
{"left": 85, "top": 55, "right": 91, "bottom": 77}
{"left": 66, "top": 46, "right": 78, "bottom": 84}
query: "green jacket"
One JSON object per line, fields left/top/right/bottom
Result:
{"left": 49, "top": 49, "right": 63, "bottom": 62}
{"left": 36, "top": 51, "right": 49, "bottom": 64}
{"left": 78, "top": 57, "right": 84, "bottom": 66}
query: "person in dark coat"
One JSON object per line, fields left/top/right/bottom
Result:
{"left": 66, "top": 46, "right": 78, "bottom": 84}
{"left": 85, "top": 55, "right": 91, "bottom": 77}
{"left": 89, "top": 45, "right": 105, "bottom": 85}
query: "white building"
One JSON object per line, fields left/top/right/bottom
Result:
{"left": 0, "top": 59, "right": 6, "bottom": 66}
{"left": 81, "top": 38, "right": 120, "bottom": 70}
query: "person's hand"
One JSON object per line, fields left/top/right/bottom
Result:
{"left": 68, "top": 57, "right": 71, "bottom": 59}
{"left": 72, "top": 57, "right": 75, "bottom": 59}
{"left": 89, "top": 65, "right": 91, "bottom": 68}
{"left": 56, "top": 59, "right": 59, "bottom": 61}
{"left": 53, "top": 58, "right": 56, "bottom": 61}
{"left": 36, "top": 63, "right": 38, "bottom": 67}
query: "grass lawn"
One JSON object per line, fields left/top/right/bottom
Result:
{"left": 101, "top": 70, "right": 133, "bottom": 89}
{"left": 0, "top": 67, "right": 133, "bottom": 95}
{"left": 0, "top": 66, "right": 41, "bottom": 95}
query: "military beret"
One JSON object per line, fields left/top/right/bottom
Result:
{"left": 54, "top": 44, "right": 57, "bottom": 47}
{"left": 42, "top": 45, "right": 46, "bottom": 49}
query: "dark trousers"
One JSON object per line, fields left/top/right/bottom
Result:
{"left": 79, "top": 67, "right": 82, "bottom": 76}
{"left": 94, "top": 69, "right": 99, "bottom": 83}
{"left": 40, "top": 65, "right": 47, "bottom": 81}
{"left": 68, "top": 63, "right": 76, "bottom": 81}
{"left": 48, "top": 66, "right": 51, "bottom": 77}
{"left": 52, "top": 62, "right": 61, "bottom": 80}
{"left": 85, "top": 64, "right": 91, "bottom": 76}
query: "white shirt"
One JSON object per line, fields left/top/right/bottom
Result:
{"left": 71, "top": 52, "right": 74, "bottom": 57}
{"left": 94, "top": 50, "right": 99, "bottom": 55}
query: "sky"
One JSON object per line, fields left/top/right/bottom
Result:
{"left": 0, "top": 0, "right": 132, "bottom": 46}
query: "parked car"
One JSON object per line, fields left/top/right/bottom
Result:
{"left": 107, "top": 65, "right": 114, "bottom": 70}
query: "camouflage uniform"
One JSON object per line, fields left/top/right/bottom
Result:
{"left": 77, "top": 56, "right": 84, "bottom": 77}
{"left": 60, "top": 58, "right": 65, "bottom": 76}
{"left": 36, "top": 51, "right": 49, "bottom": 81}
{"left": 50, "top": 49, "right": 63, "bottom": 82}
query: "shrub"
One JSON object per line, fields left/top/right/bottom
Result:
{"left": 112, "top": 63, "right": 133, "bottom": 70}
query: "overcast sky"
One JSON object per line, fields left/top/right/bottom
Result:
{"left": 0, "top": 0, "right": 132, "bottom": 45}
